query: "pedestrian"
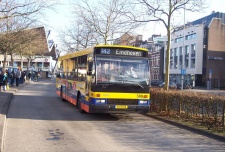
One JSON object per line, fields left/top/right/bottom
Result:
{"left": 37, "top": 72, "right": 41, "bottom": 82}
{"left": 2, "top": 70, "right": 8, "bottom": 91}
{"left": 0, "top": 71, "right": 3, "bottom": 92}
{"left": 6, "top": 69, "right": 10, "bottom": 87}
{"left": 22, "top": 71, "right": 26, "bottom": 83}
{"left": 20, "top": 71, "right": 25, "bottom": 84}
{"left": 192, "top": 80, "right": 195, "bottom": 89}
{"left": 28, "top": 72, "right": 31, "bottom": 82}
{"left": 10, "top": 70, "right": 15, "bottom": 87}
{"left": 15, "top": 68, "right": 21, "bottom": 87}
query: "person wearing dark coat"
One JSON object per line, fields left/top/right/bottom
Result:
{"left": 10, "top": 71, "right": 15, "bottom": 87}
{"left": 0, "top": 71, "right": 3, "bottom": 92}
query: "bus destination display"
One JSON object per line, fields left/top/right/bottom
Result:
{"left": 96, "top": 48, "right": 147, "bottom": 57}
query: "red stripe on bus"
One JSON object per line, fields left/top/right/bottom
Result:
{"left": 56, "top": 91, "right": 60, "bottom": 96}
{"left": 67, "top": 96, "right": 77, "bottom": 105}
{"left": 81, "top": 103, "right": 89, "bottom": 112}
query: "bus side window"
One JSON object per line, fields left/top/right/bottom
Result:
{"left": 81, "top": 74, "right": 86, "bottom": 81}
{"left": 74, "top": 58, "right": 78, "bottom": 80}
{"left": 78, "top": 55, "right": 87, "bottom": 81}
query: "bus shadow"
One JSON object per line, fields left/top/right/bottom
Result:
{"left": 7, "top": 94, "right": 120, "bottom": 121}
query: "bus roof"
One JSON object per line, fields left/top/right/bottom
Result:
{"left": 58, "top": 45, "right": 148, "bottom": 61}
{"left": 95, "top": 44, "right": 148, "bottom": 51}
{"left": 58, "top": 46, "right": 94, "bottom": 61}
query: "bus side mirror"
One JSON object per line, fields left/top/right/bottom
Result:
{"left": 87, "top": 62, "right": 93, "bottom": 76}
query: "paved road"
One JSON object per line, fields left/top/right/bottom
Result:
{"left": 1, "top": 79, "right": 225, "bottom": 152}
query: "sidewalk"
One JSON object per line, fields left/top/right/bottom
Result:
{"left": 0, "top": 82, "right": 29, "bottom": 151}
{"left": 188, "top": 87, "right": 225, "bottom": 96}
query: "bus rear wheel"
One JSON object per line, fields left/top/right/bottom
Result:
{"left": 60, "top": 87, "right": 66, "bottom": 102}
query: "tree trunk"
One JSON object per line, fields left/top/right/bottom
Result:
{"left": 164, "top": 15, "right": 171, "bottom": 91}
{"left": 10, "top": 53, "right": 14, "bottom": 67}
{"left": 20, "top": 55, "right": 23, "bottom": 71}
{"left": 27, "top": 58, "right": 31, "bottom": 71}
{"left": 3, "top": 51, "right": 7, "bottom": 69}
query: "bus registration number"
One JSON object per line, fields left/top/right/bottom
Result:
{"left": 115, "top": 105, "right": 128, "bottom": 109}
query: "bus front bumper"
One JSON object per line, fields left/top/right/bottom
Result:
{"left": 89, "top": 104, "right": 150, "bottom": 114}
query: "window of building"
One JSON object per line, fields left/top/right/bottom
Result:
{"left": 185, "top": 33, "right": 196, "bottom": 40}
{"left": 174, "top": 59, "right": 177, "bottom": 69}
{"left": 175, "top": 37, "right": 183, "bottom": 43}
{"left": 170, "top": 61, "right": 173, "bottom": 69}
{"left": 179, "top": 60, "right": 182, "bottom": 69}
{"left": 191, "top": 59, "right": 195, "bottom": 68}
{"left": 185, "top": 60, "right": 189, "bottom": 69}
{"left": 185, "top": 45, "right": 189, "bottom": 55}
{"left": 170, "top": 49, "right": 173, "bottom": 57}
{"left": 191, "top": 44, "right": 196, "bottom": 55}
{"left": 174, "top": 48, "right": 178, "bottom": 56}
{"left": 179, "top": 47, "right": 183, "bottom": 56}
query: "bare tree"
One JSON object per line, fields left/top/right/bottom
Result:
{"left": 59, "top": 20, "right": 96, "bottom": 53}
{"left": 0, "top": 0, "right": 58, "bottom": 68}
{"left": 65, "top": 0, "right": 140, "bottom": 48}
{"left": 0, "top": 0, "right": 58, "bottom": 20}
{"left": 124, "top": 0, "right": 206, "bottom": 90}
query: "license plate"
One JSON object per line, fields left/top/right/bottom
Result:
{"left": 115, "top": 105, "right": 128, "bottom": 109}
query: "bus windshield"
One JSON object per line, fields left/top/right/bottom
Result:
{"left": 96, "top": 56, "right": 150, "bottom": 85}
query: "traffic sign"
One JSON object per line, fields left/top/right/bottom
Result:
{"left": 209, "top": 69, "right": 212, "bottom": 74}
{"left": 181, "top": 69, "right": 186, "bottom": 75}
{"left": 209, "top": 69, "right": 212, "bottom": 79}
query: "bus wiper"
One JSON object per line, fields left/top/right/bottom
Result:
{"left": 122, "top": 80, "right": 144, "bottom": 89}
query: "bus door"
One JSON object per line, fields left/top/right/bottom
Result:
{"left": 86, "top": 60, "right": 94, "bottom": 96}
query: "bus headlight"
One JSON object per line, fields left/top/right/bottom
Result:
{"left": 139, "top": 100, "right": 148, "bottom": 104}
{"left": 96, "top": 99, "right": 106, "bottom": 103}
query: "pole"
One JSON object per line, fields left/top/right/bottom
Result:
{"left": 181, "top": 1, "right": 185, "bottom": 90}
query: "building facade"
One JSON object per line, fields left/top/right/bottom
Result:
{"left": 168, "top": 12, "right": 225, "bottom": 88}
{"left": 0, "top": 27, "right": 57, "bottom": 78}
{"left": 142, "top": 35, "right": 166, "bottom": 82}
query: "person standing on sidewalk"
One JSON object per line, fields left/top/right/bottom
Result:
{"left": 2, "top": 70, "right": 8, "bottom": 91}
{"left": 28, "top": 72, "right": 31, "bottom": 82}
{"left": 10, "top": 70, "right": 15, "bottom": 87}
{"left": 0, "top": 71, "right": 3, "bottom": 92}
{"left": 15, "top": 68, "right": 21, "bottom": 87}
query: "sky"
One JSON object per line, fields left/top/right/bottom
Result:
{"left": 43, "top": 0, "right": 225, "bottom": 48}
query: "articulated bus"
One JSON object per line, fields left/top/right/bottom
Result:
{"left": 56, "top": 45, "right": 151, "bottom": 113}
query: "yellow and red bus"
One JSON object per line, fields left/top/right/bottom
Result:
{"left": 56, "top": 45, "right": 150, "bottom": 113}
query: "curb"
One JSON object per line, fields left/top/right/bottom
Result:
{"left": 0, "top": 93, "right": 13, "bottom": 152}
{"left": 143, "top": 113, "right": 225, "bottom": 143}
